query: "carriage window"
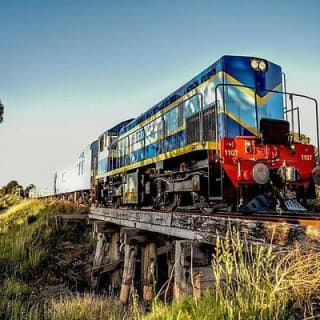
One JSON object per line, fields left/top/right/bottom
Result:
{"left": 78, "top": 152, "right": 85, "bottom": 176}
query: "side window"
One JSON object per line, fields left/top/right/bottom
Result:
{"left": 135, "top": 129, "right": 144, "bottom": 143}
{"left": 118, "top": 139, "right": 124, "bottom": 161}
{"left": 184, "top": 95, "right": 200, "bottom": 119}
{"left": 93, "top": 156, "right": 97, "bottom": 175}
{"left": 110, "top": 136, "right": 118, "bottom": 150}
{"left": 129, "top": 133, "right": 135, "bottom": 152}
{"left": 164, "top": 107, "right": 179, "bottom": 134}
{"left": 145, "top": 119, "right": 158, "bottom": 145}
{"left": 124, "top": 137, "right": 129, "bottom": 156}
{"left": 164, "top": 103, "right": 186, "bottom": 135}
{"left": 177, "top": 104, "right": 183, "bottom": 127}
{"left": 143, "top": 117, "right": 163, "bottom": 146}
{"left": 156, "top": 117, "right": 163, "bottom": 137}
{"left": 99, "top": 135, "right": 105, "bottom": 152}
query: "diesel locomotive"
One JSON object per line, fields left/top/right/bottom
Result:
{"left": 54, "top": 55, "right": 320, "bottom": 213}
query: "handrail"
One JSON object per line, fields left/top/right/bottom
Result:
{"left": 214, "top": 83, "right": 319, "bottom": 161}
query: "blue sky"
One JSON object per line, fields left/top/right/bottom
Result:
{"left": 0, "top": 0, "right": 320, "bottom": 190}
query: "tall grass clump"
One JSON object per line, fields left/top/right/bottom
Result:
{"left": 46, "top": 293, "right": 131, "bottom": 320}
{"left": 144, "top": 231, "right": 320, "bottom": 320}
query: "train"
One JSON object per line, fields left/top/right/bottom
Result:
{"left": 51, "top": 55, "right": 320, "bottom": 214}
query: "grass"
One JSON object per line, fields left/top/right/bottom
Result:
{"left": 0, "top": 199, "right": 55, "bottom": 275}
{"left": 0, "top": 199, "right": 88, "bottom": 272}
{"left": 0, "top": 199, "right": 91, "bottom": 319}
{"left": 143, "top": 233, "right": 320, "bottom": 320}
{"left": 46, "top": 293, "right": 133, "bottom": 320}
{"left": 2, "top": 198, "right": 320, "bottom": 319}
{"left": 0, "top": 193, "right": 21, "bottom": 211}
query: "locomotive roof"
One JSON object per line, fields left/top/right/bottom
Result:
{"left": 118, "top": 55, "right": 279, "bottom": 135}
{"left": 104, "top": 118, "right": 134, "bottom": 136}
{"left": 118, "top": 55, "right": 229, "bottom": 135}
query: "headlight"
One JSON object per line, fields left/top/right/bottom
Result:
{"left": 252, "top": 163, "right": 270, "bottom": 184}
{"left": 258, "top": 60, "right": 267, "bottom": 72}
{"left": 251, "top": 58, "right": 268, "bottom": 72}
{"left": 251, "top": 59, "right": 259, "bottom": 70}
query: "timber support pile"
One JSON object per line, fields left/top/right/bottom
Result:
{"left": 142, "top": 242, "right": 157, "bottom": 302}
{"left": 174, "top": 240, "right": 214, "bottom": 300}
{"left": 91, "top": 222, "right": 122, "bottom": 292}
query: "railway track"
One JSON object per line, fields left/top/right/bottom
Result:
{"left": 208, "top": 211, "right": 320, "bottom": 227}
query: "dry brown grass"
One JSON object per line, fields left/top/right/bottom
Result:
{"left": 46, "top": 293, "right": 132, "bottom": 320}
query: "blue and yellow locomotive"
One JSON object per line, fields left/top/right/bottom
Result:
{"left": 55, "top": 55, "right": 320, "bottom": 213}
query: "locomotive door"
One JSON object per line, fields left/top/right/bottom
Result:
{"left": 203, "top": 104, "right": 223, "bottom": 201}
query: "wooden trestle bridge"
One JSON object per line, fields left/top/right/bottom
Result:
{"left": 55, "top": 207, "right": 320, "bottom": 303}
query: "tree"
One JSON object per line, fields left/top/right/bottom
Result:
{"left": 0, "top": 180, "right": 24, "bottom": 196}
{"left": 0, "top": 100, "right": 3, "bottom": 123}
{"left": 5, "top": 180, "right": 19, "bottom": 194}
{"left": 24, "top": 184, "right": 36, "bottom": 198}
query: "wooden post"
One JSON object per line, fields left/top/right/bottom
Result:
{"left": 110, "top": 232, "right": 121, "bottom": 292}
{"left": 142, "top": 242, "right": 157, "bottom": 302}
{"left": 93, "top": 233, "right": 107, "bottom": 268}
{"left": 119, "top": 243, "right": 137, "bottom": 304}
{"left": 174, "top": 240, "right": 193, "bottom": 300}
{"left": 193, "top": 269, "right": 201, "bottom": 300}
{"left": 91, "top": 232, "right": 108, "bottom": 288}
